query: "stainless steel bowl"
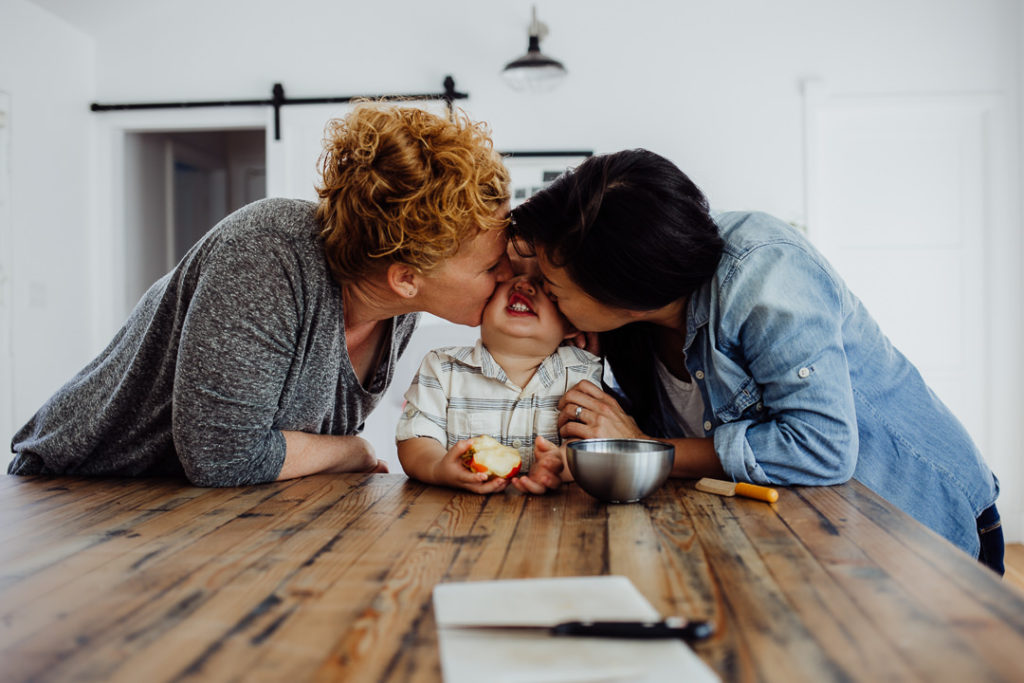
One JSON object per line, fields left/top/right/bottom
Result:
{"left": 566, "top": 438, "right": 675, "bottom": 503}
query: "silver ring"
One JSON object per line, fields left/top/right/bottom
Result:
{"left": 574, "top": 405, "right": 583, "bottom": 420}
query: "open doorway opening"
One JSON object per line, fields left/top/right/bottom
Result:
{"left": 122, "top": 129, "right": 265, "bottom": 311}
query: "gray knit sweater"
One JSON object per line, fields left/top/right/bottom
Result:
{"left": 9, "top": 198, "right": 418, "bottom": 486}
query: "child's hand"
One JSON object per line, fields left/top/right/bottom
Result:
{"left": 433, "top": 439, "right": 511, "bottom": 495}
{"left": 511, "top": 436, "right": 566, "bottom": 495}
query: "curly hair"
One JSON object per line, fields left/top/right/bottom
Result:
{"left": 315, "top": 102, "right": 510, "bottom": 284}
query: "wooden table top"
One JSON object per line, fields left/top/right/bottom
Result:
{"left": 2, "top": 473, "right": 1022, "bottom": 682}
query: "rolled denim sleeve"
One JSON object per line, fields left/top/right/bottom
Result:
{"left": 711, "top": 240, "right": 859, "bottom": 486}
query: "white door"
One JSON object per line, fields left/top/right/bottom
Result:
{"left": 804, "top": 85, "right": 1021, "bottom": 539}
{"left": 266, "top": 102, "right": 359, "bottom": 201}
{"left": 0, "top": 92, "right": 12, "bottom": 447}
{"left": 807, "top": 93, "right": 987, "bottom": 442}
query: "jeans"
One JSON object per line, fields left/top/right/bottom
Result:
{"left": 977, "top": 504, "right": 1004, "bottom": 575}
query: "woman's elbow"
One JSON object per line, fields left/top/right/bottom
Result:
{"left": 178, "top": 452, "right": 236, "bottom": 487}
{"left": 811, "top": 431, "right": 858, "bottom": 484}
{"left": 173, "top": 435, "right": 277, "bottom": 487}
{"left": 186, "top": 469, "right": 229, "bottom": 488}
{"left": 771, "top": 421, "right": 857, "bottom": 485}
{"left": 815, "top": 457, "right": 855, "bottom": 485}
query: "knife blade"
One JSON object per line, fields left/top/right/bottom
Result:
{"left": 441, "top": 617, "right": 713, "bottom": 641}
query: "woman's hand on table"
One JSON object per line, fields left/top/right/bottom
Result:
{"left": 325, "top": 435, "right": 388, "bottom": 473}
{"left": 557, "top": 380, "right": 646, "bottom": 441}
{"left": 511, "top": 436, "right": 566, "bottom": 495}
{"left": 362, "top": 458, "right": 390, "bottom": 473}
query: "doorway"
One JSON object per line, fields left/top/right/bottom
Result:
{"left": 122, "top": 129, "right": 266, "bottom": 313}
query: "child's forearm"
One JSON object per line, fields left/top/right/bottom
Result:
{"left": 397, "top": 437, "right": 446, "bottom": 484}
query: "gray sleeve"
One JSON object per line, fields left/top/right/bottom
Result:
{"left": 172, "top": 234, "right": 300, "bottom": 486}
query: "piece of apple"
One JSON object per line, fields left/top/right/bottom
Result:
{"left": 462, "top": 435, "right": 522, "bottom": 479}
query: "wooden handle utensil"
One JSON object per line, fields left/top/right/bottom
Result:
{"left": 695, "top": 477, "right": 779, "bottom": 503}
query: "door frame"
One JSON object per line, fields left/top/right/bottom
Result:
{"left": 92, "top": 107, "right": 271, "bottom": 340}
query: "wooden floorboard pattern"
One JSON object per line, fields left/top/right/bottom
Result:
{"left": 1005, "top": 543, "right": 1024, "bottom": 594}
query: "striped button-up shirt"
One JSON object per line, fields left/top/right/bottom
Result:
{"left": 396, "top": 340, "right": 603, "bottom": 472}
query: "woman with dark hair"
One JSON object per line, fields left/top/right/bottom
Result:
{"left": 509, "top": 148, "right": 1003, "bottom": 573}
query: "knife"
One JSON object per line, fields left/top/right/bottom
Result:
{"left": 441, "top": 616, "right": 713, "bottom": 641}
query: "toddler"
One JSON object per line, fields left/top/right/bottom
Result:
{"left": 396, "top": 275, "right": 601, "bottom": 493}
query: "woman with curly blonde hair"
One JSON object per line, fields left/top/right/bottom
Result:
{"left": 10, "top": 103, "right": 513, "bottom": 487}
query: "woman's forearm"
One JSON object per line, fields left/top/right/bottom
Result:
{"left": 278, "top": 431, "right": 378, "bottom": 480}
{"left": 660, "top": 436, "right": 726, "bottom": 479}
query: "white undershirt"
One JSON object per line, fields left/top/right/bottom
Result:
{"left": 654, "top": 355, "right": 708, "bottom": 438}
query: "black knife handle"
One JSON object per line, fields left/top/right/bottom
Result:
{"left": 552, "top": 619, "right": 713, "bottom": 641}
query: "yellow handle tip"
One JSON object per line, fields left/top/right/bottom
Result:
{"left": 735, "top": 482, "right": 779, "bottom": 503}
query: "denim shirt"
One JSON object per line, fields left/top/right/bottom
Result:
{"left": 659, "top": 211, "right": 998, "bottom": 556}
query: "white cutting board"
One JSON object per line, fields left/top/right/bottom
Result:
{"left": 433, "top": 576, "right": 719, "bottom": 683}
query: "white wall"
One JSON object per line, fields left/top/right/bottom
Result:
{"left": 80, "top": 0, "right": 1019, "bottom": 225}
{"left": 0, "top": 0, "right": 95, "bottom": 433}
{"left": 7, "top": 0, "right": 1023, "bottom": 541}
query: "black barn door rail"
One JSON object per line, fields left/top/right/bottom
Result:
{"left": 89, "top": 76, "right": 468, "bottom": 140}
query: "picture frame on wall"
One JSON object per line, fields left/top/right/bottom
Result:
{"left": 501, "top": 151, "right": 593, "bottom": 207}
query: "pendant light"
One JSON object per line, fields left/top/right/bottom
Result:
{"left": 501, "top": 5, "right": 567, "bottom": 92}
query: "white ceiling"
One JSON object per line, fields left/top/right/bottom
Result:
{"left": 26, "top": 0, "right": 137, "bottom": 36}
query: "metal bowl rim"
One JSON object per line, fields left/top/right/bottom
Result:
{"left": 567, "top": 438, "right": 674, "bottom": 452}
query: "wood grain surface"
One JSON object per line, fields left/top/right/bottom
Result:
{"left": 1, "top": 474, "right": 1021, "bottom": 682}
